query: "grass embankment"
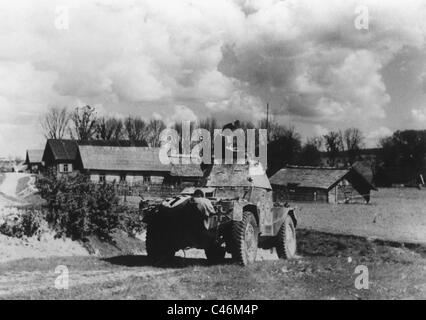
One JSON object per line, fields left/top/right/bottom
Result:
{"left": 1, "top": 229, "right": 425, "bottom": 300}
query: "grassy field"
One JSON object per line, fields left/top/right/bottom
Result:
{"left": 296, "top": 188, "right": 426, "bottom": 244}
{"left": 0, "top": 230, "right": 425, "bottom": 299}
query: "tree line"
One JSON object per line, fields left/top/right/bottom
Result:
{"left": 40, "top": 105, "right": 167, "bottom": 147}
{"left": 41, "top": 105, "right": 426, "bottom": 184}
{"left": 40, "top": 106, "right": 367, "bottom": 169}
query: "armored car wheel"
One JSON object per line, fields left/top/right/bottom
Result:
{"left": 276, "top": 215, "right": 297, "bottom": 259}
{"left": 230, "top": 211, "right": 258, "bottom": 266}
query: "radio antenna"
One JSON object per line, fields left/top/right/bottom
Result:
{"left": 266, "top": 102, "right": 270, "bottom": 143}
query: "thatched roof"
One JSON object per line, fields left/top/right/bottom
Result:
{"left": 78, "top": 145, "right": 170, "bottom": 172}
{"left": 170, "top": 163, "right": 204, "bottom": 177}
{"left": 269, "top": 166, "right": 349, "bottom": 190}
{"left": 25, "top": 149, "right": 44, "bottom": 164}
{"left": 206, "top": 163, "right": 271, "bottom": 190}
{"left": 43, "top": 139, "right": 149, "bottom": 163}
{"left": 78, "top": 140, "right": 148, "bottom": 147}
{"left": 351, "top": 161, "right": 374, "bottom": 185}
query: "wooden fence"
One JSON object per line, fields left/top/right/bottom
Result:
{"left": 113, "top": 183, "right": 185, "bottom": 198}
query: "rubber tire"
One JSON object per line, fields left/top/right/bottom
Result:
{"left": 204, "top": 244, "right": 226, "bottom": 264}
{"left": 276, "top": 215, "right": 297, "bottom": 259}
{"left": 230, "top": 211, "right": 258, "bottom": 266}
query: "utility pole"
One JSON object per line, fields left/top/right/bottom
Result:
{"left": 266, "top": 102, "right": 270, "bottom": 143}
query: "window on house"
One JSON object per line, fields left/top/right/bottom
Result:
{"left": 99, "top": 175, "right": 106, "bottom": 183}
{"left": 143, "top": 175, "right": 151, "bottom": 184}
{"left": 120, "top": 174, "right": 127, "bottom": 183}
{"left": 59, "top": 163, "right": 72, "bottom": 173}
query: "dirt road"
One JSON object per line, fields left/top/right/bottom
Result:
{"left": 0, "top": 173, "right": 32, "bottom": 208}
{"left": 0, "top": 173, "right": 28, "bottom": 197}
{"left": 1, "top": 230, "right": 425, "bottom": 299}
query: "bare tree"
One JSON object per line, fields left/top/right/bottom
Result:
{"left": 323, "top": 131, "right": 344, "bottom": 166}
{"left": 70, "top": 105, "right": 97, "bottom": 141}
{"left": 307, "top": 136, "right": 323, "bottom": 150}
{"left": 124, "top": 117, "right": 147, "bottom": 143}
{"left": 147, "top": 119, "right": 166, "bottom": 147}
{"left": 343, "top": 128, "right": 364, "bottom": 164}
{"left": 40, "top": 107, "right": 70, "bottom": 139}
{"left": 96, "top": 117, "right": 123, "bottom": 140}
{"left": 343, "top": 127, "right": 364, "bottom": 151}
{"left": 198, "top": 117, "right": 218, "bottom": 133}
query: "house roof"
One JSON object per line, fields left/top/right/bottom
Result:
{"left": 206, "top": 162, "right": 271, "bottom": 190}
{"left": 43, "top": 140, "right": 79, "bottom": 162}
{"left": 42, "top": 140, "right": 150, "bottom": 163}
{"left": 351, "top": 161, "right": 374, "bottom": 184}
{"left": 25, "top": 149, "right": 44, "bottom": 164}
{"left": 269, "top": 166, "right": 350, "bottom": 190}
{"left": 170, "top": 163, "right": 204, "bottom": 177}
{"left": 78, "top": 145, "right": 170, "bottom": 172}
{"left": 78, "top": 140, "right": 148, "bottom": 147}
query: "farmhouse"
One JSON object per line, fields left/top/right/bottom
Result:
{"left": 77, "top": 145, "right": 169, "bottom": 184}
{"left": 42, "top": 139, "right": 79, "bottom": 174}
{"left": 24, "top": 149, "right": 44, "bottom": 173}
{"left": 42, "top": 139, "right": 150, "bottom": 175}
{"left": 270, "top": 164, "right": 377, "bottom": 204}
{"left": 41, "top": 139, "right": 194, "bottom": 185}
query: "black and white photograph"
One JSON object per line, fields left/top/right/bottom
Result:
{"left": 0, "top": 0, "right": 425, "bottom": 303}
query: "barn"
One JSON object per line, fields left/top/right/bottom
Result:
{"left": 24, "top": 149, "right": 44, "bottom": 173}
{"left": 269, "top": 165, "right": 377, "bottom": 204}
{"left": 41, "top": 139, "right": 150, "bottom": 176}
{"left": 77, "top": 145, "right": 170, "bottom": 185}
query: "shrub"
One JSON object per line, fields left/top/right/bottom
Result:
{"left": 0, "top": 209, "right": 43, "bottom": 238}
{"left": 36, "top": 172, "right": 121, "bottom": 241}
{"left": 118, "top": 206, "right": 145, "bottom": 237}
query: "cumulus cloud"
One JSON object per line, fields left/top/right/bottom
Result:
{"left": 1, "top": 0, "right": 426, "bottom": 156}
{"left": 412, "top": 107, "right": 426, "bottom": 125}
{"left": 219, "top": 0, "right": 426, "bottom": 126}
{"left": 166, "top": 105, "right": 198, "bottom": 126}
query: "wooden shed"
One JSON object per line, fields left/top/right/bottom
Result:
{"left": 269, "top": 165, "right": 376, "bottom": 204}
{"left": 24, "top": 149, "right": 44, "bottom": 173}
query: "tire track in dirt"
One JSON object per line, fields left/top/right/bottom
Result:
{"left": 0, "top": 268, "right": 178, "bottom": 297}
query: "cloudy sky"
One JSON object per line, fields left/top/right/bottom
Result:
{"left": 1, "top": 0, "right": 426, "bottom": 157}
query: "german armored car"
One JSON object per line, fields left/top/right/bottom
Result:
{"left": 143, "top": 162, "right": 297, "bottom": 265}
